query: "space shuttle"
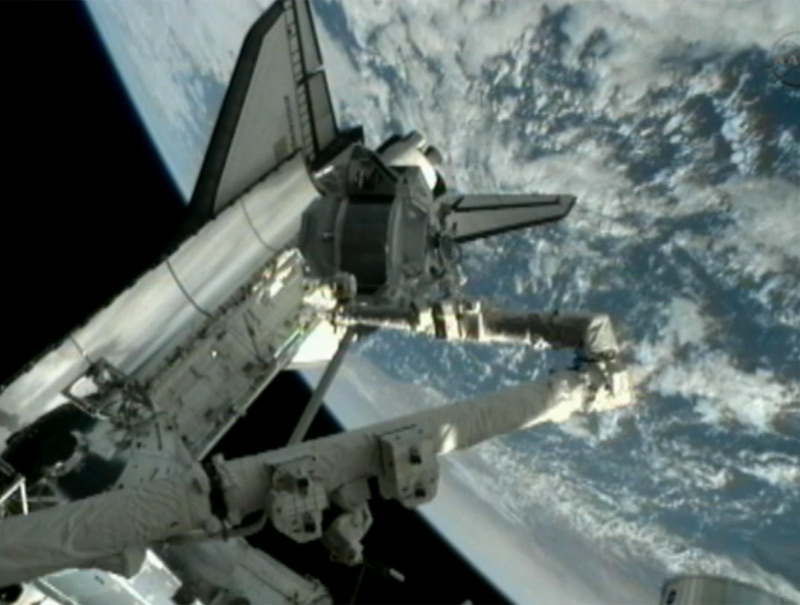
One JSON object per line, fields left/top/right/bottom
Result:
{"left": 0, "top": 1, "right": 639, "bottom": 603}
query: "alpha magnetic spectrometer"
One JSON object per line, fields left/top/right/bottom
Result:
{"left": 0, "top": 1, "right": 642, "bottom": 603}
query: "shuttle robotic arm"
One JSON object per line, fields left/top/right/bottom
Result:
{"left": 0, "top": 325, "right": 632, "bottom": 586}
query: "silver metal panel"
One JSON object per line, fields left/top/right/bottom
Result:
{"left": 189, "top": 0, "right": 339, "bottom": 219}
{"left": 240, "top": 154, "right": 319, "bottom": 252}
{"left": 38, "top": 551, "right": 184, "bottom": 605}
{"left": 70, "top": 262, "right": 205, "bottom": 373}
{"left": 453, "top": 193, "right": 568, "bottom": 210}
{"left": 449, "top": 194, "right": 576, "bottom": 242}
{"left": 162, "top": 537, "right": 331, "bottom": 604}
{"left": 307, "top": 72, "right": 337, "bottom": 150}
{"left": 170, "top": 154, "right": 316, "bottom": 314}
{"left": 294, "top": 0, "right": 322, "bottom": 72}
{"left": 213, "top": 11, "right": 302, "bottom": 213}
{"left": 0, "top": 159, "right": 315, "bottom": 452}
{"left": 14, "top": 584, "right": 63, "bottom": 605}
{"left": 660, "top": 575, "right": 795, "bottom": 605}
{"left": 167, "top": 203, "right": 266, "bottom": 314}
{"left": 128, "top": 552, "right": 188, "bottom": 604}
{"left": 147, "top": 249, "right": 313, "bottom": 457}
{"left": 150, "top": 320, "right": 257, "bottom": 456}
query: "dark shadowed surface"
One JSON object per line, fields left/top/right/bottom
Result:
{"left": 0, "top": 1, "right": 185, "bottom": 386}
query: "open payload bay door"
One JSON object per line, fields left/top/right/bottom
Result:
{"left": 190, "top": 0, "right": 357, "bottom": 220}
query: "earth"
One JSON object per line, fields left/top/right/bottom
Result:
{"left": 86, "top": 0, "right": 800, "bottom": 602}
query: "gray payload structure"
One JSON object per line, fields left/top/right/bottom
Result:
{"left": 0, "top": 1, "right": 634, "bottom": 603}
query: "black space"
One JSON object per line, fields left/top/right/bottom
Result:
{"left": 0, "top": 2, "right": 509, "bottom": 603}
{"left": 0, "top": 0, "right": 186, "bottom": 385}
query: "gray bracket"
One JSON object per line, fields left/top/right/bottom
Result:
{"left": 267, "top": 457, "right": 328, "bottom": 543}
{"left": 377, "top": 425, "right": 439, "bottom": 508}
